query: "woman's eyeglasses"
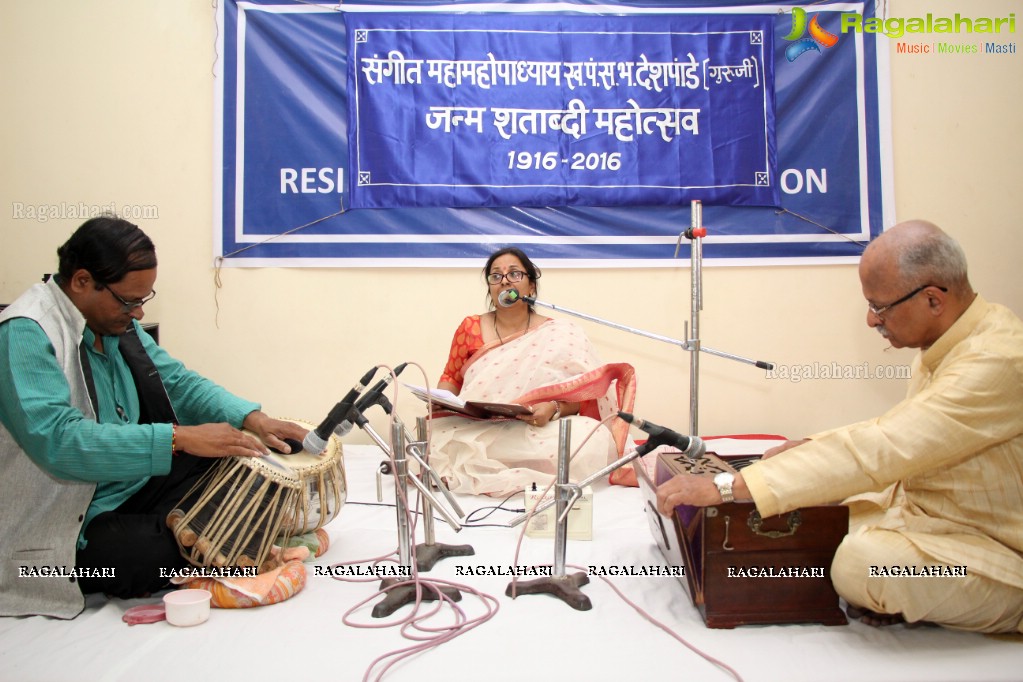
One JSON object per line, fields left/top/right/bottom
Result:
{"left": 486, "top": 270, "right": 527, "bottom": 285}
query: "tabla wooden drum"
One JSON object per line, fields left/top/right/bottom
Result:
{"left": 167, "top": 419, "right": 345, "bottom": 569}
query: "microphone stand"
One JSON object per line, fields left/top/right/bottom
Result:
{"left": 504, "top": 418, "right": 701, "bottom": 608}
{"left": 506, "top": 427, "right": 702, "bottom": 527}
{"left": 410, "top": 417, "right": 474, "bottom": 572}
{"left": 351, "top": 407, "right": 466, "bottom": 617}
{"left": 523, "top": 200, "right": 773, "bottom": 435}
{"left": 505, "top": 419, "right": 591, "bottom": 611}
{"left": 686, "top": 201, "right": 704, "bottom": 435}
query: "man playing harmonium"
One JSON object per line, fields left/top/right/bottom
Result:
{"left": 656, "top": 220, "right": 1023, "bottom": 634}
{"left": 0, "top": 216, "right": 307, "bottom": 618}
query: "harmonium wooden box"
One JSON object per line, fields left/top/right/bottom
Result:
{"left": 635, "top": 450, "right": 849, "bottom": 629}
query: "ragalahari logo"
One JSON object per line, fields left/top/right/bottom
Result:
{"left": 783, "top": 7, "right": 840, "bottom": 61}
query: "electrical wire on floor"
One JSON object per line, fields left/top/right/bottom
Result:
{"left": 322, "top": 363, "right": 500, "bottom": 682}
{"left": 346, "top": 489, "right": 525, "bottom": 529}
{"left": 504, "top": 413, "right": 746, "bottom": 682}
{"left": 327, "top": 364, "right": 745, "bottom": 681}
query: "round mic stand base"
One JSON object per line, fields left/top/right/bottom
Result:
{"left": 416, "top": 542, "right": 475, "bottom": 573}
{"left": 504, "top": 573, "right": 592, "bottom": 612}
{"left": 505, "top": 420, "right": 592, "bottom": 611}
{"left": 371, "top": 577, "right": 464, "bottom": 619}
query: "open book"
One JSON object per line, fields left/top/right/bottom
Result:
{"left": 403, "top": 384, "right": 533, "bottom": 419}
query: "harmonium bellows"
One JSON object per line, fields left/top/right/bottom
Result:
{"left": 637, "top": 450, "right": 849, "bottom": 629}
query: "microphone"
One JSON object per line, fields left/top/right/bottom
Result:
{"left": 335, "top": 362, "right": 409, "bottom": 436}
{"left": 497, "top": 289, "right": 522, "bottom": 307}
{"left": 303, "top": 366, "right": 379, "bottom": 454}
{"left": 618, "top": 411, "right": 705, "bottom": 458}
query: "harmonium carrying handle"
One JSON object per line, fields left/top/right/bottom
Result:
{"left": 747, "top": 509, "right": 802, "bottom": 539}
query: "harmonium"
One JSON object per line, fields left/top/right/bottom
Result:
{"left": 635, "top": 448, "right": 849, "bottom": 629}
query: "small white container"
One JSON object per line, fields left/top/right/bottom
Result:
{"left": 163, "top": 589, "right": 212, "bottom": 627}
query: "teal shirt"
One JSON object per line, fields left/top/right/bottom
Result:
{"left": 0, "top": 318, "right": 260, "bottom": 548}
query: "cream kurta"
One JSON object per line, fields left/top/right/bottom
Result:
{"left": 743, "top": 296, "right": 1023, "bottom": 630}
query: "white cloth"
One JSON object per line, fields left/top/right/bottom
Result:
{"left": 427, "top": 318, "right": 631, "bottom": 496}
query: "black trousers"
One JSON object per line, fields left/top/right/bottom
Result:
{"left": 75, "top": 454, "right": 214, "bottom": 599}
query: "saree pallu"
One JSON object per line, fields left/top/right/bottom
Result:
{"left": 427, "top": 318, "right": 637, "bottom": 496}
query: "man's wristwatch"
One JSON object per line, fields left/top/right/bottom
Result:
{"left": 713, "top": 472, "right": 735, "bottom": 503}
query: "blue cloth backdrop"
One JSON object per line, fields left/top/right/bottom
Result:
{"left": 215, "top": 0, "right": 889, "bottom": 266}
{"left": 347, "top": 13, "right": 777, "bottom": 209}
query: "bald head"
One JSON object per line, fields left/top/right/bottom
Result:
{"left": 861, "top": 220, "right": 971, "bottom": 295}
{"left": 860, "top": 221, "right": 976, "bottom": 350}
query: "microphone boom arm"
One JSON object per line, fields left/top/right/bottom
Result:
{"left": 508, "top": 442, "right": 648, "bottom": 527}
{"left": 523, "top": 295, "right": 770, "bottom": 370}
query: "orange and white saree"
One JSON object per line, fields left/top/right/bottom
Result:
{"left": 427, "top": 318, "right": 636, "bottom": 496}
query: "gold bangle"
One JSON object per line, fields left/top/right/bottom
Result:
{"left": 550, "top": 401, "right": 561, "bottom": 420}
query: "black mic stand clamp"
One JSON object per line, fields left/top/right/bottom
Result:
{"left": 505, "top": 419, "right": 592, "bottom": 611}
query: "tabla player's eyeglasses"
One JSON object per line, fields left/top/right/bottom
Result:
{"left": 103, "top": 285, "right": 157, "bottom": 313}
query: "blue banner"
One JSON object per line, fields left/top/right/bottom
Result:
{"left": 215, "top": 1, "right": 890, "bottom": 266}
{"left": 347, "top": 13, "right": 777, "bottom": 208}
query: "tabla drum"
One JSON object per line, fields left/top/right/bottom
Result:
{"left": 283, "top": 431, "right": 346, "bottom": 535}
{"left": 167, "top": 419, "right": 345, "bottom": 569}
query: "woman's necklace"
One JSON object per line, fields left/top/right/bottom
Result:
{"left": 494, "top": 309, "right": 531, "bottom": 345}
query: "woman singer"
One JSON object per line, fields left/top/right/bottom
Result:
{"left": 427, "top": 247, "right": 637, "bottom": 496}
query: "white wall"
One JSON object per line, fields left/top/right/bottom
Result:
{"left": 2, "top": 0, "right": 1020, "bottom": 444}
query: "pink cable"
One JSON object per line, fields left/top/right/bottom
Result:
{"left": 327, "top": 365, "right": 743, "bottom": 681}
{"left": 570, "top": 562, "right": 745, "bottom": 682}
{"left": 502, "top": 413, "right": 746, "bottom": 681}
{"left": 325, "top": 364, "right": 501, "bottom": 682}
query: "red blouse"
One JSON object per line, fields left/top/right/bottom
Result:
{"left": 439, "top": 315, "right": 485, "bottom": 392}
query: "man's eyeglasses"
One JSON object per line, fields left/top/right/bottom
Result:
{"left": 868, "top": 284, "right": 946, "bottom": 319}
{"left": 104, "top": 285, "right": 157, "bottom": 313}
{"left": 486, "top": 270, "right": 527, "bottom": 285}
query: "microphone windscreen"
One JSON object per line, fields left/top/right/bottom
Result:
{"left": 302, "top": 430, "right": 329, "bottom": 455}
{"left": 497, "top": 289, "right": 520, "bottom": 307}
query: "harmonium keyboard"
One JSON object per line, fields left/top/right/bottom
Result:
{"left": 635, "top": 448, "right": 849, "bottom": 629}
